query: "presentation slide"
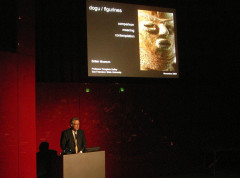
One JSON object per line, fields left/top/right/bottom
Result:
{"left": 87, "top": 0, "right": 178, "bottom": 78}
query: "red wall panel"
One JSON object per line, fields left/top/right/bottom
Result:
{"left": 36, "top": 83, "right": 80, "bottom": 154}
{"left": 36, "top": 83, "right": 108, "bottom": 154}
{"left": 78, "top": 86, "right": 109, "bottom": 150}
{"left": 18, "top": 54, "right": 36, "bottom": 178}
{"left": 0, "top": 51, "right": 36, "bottom": 178}
{"left": 0, "top": 52, "right": 19, "bottom": 178}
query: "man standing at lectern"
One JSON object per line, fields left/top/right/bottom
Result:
{"left": 60, "top": 117, "right": 87, "bottom": 154}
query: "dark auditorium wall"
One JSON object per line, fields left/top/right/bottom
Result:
{"left": 36, "top": 81, "right": 240, "bottom": 177}
{"left": 36, "top": 83, "right": 123, "bottom": 154}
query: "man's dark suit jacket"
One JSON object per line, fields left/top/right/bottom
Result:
{"left": 60, "top": 128, "right": 87, "bottom": 154}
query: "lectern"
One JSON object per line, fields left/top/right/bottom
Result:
{"left": 62, "top": 151, "right": 105, "bottom": 178}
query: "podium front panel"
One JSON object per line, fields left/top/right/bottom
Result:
{"left": 63, "top": 151, "right": 105, "bottom": 178}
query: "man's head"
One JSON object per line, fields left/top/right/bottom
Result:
{"left": 138, "top": 10, "right": 176, "bottom": 71}
{"left": 70, "top": 117, "right": 80, "bottom": 131}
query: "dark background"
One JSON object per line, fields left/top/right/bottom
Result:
{"left": 1, "top": 0, "right": 240, "bottom": 177}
